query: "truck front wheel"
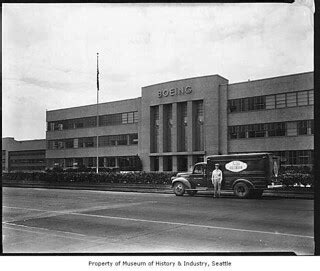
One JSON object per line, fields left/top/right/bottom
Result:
{"left": 233, "top": 182, "right": 251, "bottom": 198}
{"left": 173, "top": 182, "right": 186, "bottom": 196}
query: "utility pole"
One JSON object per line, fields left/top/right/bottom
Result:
{"left": 96, "top": 52, "right": 99, "bottom": 173}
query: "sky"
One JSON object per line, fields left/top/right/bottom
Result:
{"left": 2, "top": 2, "right": 314, "bottom": 140}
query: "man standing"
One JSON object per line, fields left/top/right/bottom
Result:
{"left": 212, "top": 163, "right": 223, "bottom": 198}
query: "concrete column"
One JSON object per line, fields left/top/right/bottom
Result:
{"left": 172, "top": 103, "right": 178, "bottom": 152}
{"left": 158, "top": 104, "right": 164, "bottom": 153}
{"left": 5, "top": 151, "right": 9, "bottom": 172}
{"left": 187, "top": 155, "right": 194, "bottom": 171}
{"left": 219, "top": 84, "right": 229, "bottom": 154}
{"left": 187, "top": 101, "right": 194, "bottom": 152}
{"left": 172, "top": 155, "right": 178, "bottom": 172}
{"left": 159, "top": 156, "right": 164, "bottom": 171}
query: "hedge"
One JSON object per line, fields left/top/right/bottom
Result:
{"left": 273, "top": 166, "right": 314, "bottom": 187}
{"left": 2, "top": 167, "right": 314, "bottom": 187}
{"left": 2, "top": 171, "right": 177, "bottom": 185}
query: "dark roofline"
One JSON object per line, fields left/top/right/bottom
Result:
{"left": 18, "top": 139, "right": 46, "bottom": 143}
{"left": 47, "top": 97, "right": 141, "bottom": 112}
{"left": 2, "top": 137, "right": 45, "bottom": 142}
{"left": 207, "top": 152, "right": 272, "bottom": 158}
{"left": 227, "top": 71, "right": 314, "bottom": 86}
{"left": 142, "top": 74, "right": 228, "bottom": 88}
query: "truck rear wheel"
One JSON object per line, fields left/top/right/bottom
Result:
{"left": 233, "top": 182, "right": 251, "bottom": 199}
{"left": 173, "top": 182, "right": 186, "bottom": 196}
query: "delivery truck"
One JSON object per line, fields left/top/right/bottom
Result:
{"left": 171, "top": 153, "right": 279, "bottom": 198}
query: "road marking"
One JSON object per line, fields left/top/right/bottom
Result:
{"left": 3, "top": 222, "right": 88, "bottom": 237}
{"left": 3, "top": 205, "right": 313, "bottom": 240}
{"left": 72, "top": 213, "right": 314, "bottom": 239}
{"left": 2, "top": 223, "right": 110, "bottom": 246}
{"left": 3, "top": 201, "right": 157, "bottom": 214}
{"left": 3, "top": 201, "right": 157, "bottom": 222}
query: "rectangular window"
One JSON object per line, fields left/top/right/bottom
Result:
{"left": 241, "top": 98, "right": 249, "bottom": 112}
{"left": 99, "top": 114, "right": 122, "bottom": 126}
{"left": 254, "top": 96, "right": 266, "bottom": 110}
{"left": 308, "top": 90, "right": 314, "bottom": 105}
{"left": 197, "top": 101, "right": 204, "bottom": 116}
{"left": 129, "top": 134, "right": 138, "bottom": 145}
{"left": 298, "top": 150, "right": 310, "bottom": 164}
{"left": 298, "top": 91, "right": 308, "bottom": 106}
{"left": 74, "top": 119, "right": 84, "bottom": 128}
{"left": 121, "top": 113, "right": 128, "bottom": 124}
{"left": 286, "top": 92, "right": 297, "bottom": 107}
{"left": 84, "top": 137, "right": 95, "bottom": 147}
{"left": 247, "top": 97, "right": 255, "bottom": 111}
{"left": 276, "top": 94, "right": 286, "bottom": 108}
{"left": 228, "top": 100, "right": 236, "bottom": 113}
{"left": 248, "top": 124, "right": 265, "bottom": 138}
{"left": 109, "top": 135, "right": 118, "bottom": 146}
{"left": 74, "top": 138, "right": 78, "bottom": 148}
{"left": 239, "top": 125, "right": 247, "bottom": 138}
{"left": 99, "top": 134, "right": 134, "bottom": 146}
{"left": 267, "top": 122, "right": 286, "bottom": 137}
{"left": 117, "top": 135, "right": 128, "bottom": 145}
{"left": 133, "top": 111, "right": 139, "bottom": 123}
{"left": 286, "top": 122, "right": 298, "bottom": 136}
{"left": 298, "top": 120, "right": 308, "bottom": 135}
{"left": 79, "top": 137, "right": 95, "bottom": 148}
{"left": 127, "top": 112, "right": 134, "bottom": 123}
{"left": 288, "top": 151, "right": 297, "bottom": 164}
{"left": 266, "top": 95, "right": 275, "bottom": 109}
{"left": 65, "top": 139, "right": 74, "bottom": 148}
{"left": 228, "top": 126, "right": 237, "bottom": 139}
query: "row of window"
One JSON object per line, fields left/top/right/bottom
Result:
{"left": 9, "top": 165, "right": 46, "bottom": 171}
{"left": 47, "top": 134, "right": 138, "bottom": 150}
{"left": 48, "top": 156, "right": 141, "bottom": 170}
{"left": 228, "top": 89, "right": 314, "bottom": 113}
{"left": 273, "top": 150, "right": 313, "bottom": 165}
{"left": 9, "top": 159, "right": 45, "bottom": 164}
{"left": 9, "top": 150, "right": 46, "bottom": 157}
{"left": 228, "top": 120, "right": 314, "bottom": 139}
{"left": 10, "top": 158, "right": 45, "bottom": 164}
{"left": 47, "top": 111, "right": 138, "bottom": 131}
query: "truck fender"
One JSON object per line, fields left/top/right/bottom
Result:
{"left": 232, "top": 179, "right": 255, "bottom": 189}
{"left": 172, "top": 178, "right": 192, "bottom": 189}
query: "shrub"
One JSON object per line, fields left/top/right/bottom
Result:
{"left": 2, "top": 171, "right": 177, "bottom": 186}
{"left": 276, "top": 172, "right": 313, "bottom": 187}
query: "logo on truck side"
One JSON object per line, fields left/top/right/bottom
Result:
{"left": 225, "top": 161, "right": 247, "bottom": 172}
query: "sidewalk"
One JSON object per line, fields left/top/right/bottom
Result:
{"left": 2, "top": 180, "right": 314, "bottom": 199}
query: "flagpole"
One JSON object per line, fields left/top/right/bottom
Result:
{"left": 96, "top": 52, "right": 99, "bottom": 174}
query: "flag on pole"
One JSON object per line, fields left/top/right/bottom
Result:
{"left": 97, "top": 53, "right": 99, "bottom": 91}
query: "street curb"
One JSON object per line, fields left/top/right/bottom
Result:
{"left": 2, "top": 183, "right": 314, "bottom": 199}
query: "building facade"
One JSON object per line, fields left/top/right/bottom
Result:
{"left": 2, "top": 137, "right": 46, "bottom": 172}
{"left": 44, "top": 71, "right": 313, "bottom": 172}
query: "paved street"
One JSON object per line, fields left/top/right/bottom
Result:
{"left": 2, "top": 187, "right": 314, "bottom": 254}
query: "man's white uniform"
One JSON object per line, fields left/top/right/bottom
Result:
{"left": 211, "top": 165, "right": 223, "bottom": 198}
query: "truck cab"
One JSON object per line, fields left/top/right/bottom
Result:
{"left": 171, "top": 162, "right": 209, "bottom": 196}
{"left": 171, "top": 153, "right": 279, "bottom": 198}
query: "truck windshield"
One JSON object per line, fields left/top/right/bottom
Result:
{"left": 193, "top": 165, "right": 204, "bottom": 174}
